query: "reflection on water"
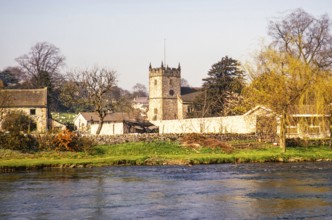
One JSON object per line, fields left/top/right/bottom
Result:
{"left": 0, "top": 162, "right": 332, "bottom": 219}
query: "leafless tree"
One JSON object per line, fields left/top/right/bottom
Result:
{"left": 16, "top": 42, "right": 65, "bottom": 86}
{"left": 269, "top": 9, "right": 332, "bottom": 69}
{"left": 181, "top": 78, "right": 190, "bottom": 87}
{"left": 69, "top": 67, "right": 117, "bottom": 135}
{"left": 16, "top": 42, "right": 65, "bottom": 111}
{"left": 132, "top": 83, "right": 148, "bottom": 97}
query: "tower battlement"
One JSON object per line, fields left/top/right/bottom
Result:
{"left": 149, "top": 62, "right": 181, "bottom": 78}
{"left": 148, "top": 62, "right": 181, "bottom": 121}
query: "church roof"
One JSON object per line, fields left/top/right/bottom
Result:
{"left": 0, "top": 87, "right": 47, "bottom": 108}
{"left": 181, "top": 87, "right": 201, "bottom": 103}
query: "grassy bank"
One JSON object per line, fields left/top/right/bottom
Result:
{"left": 1, "top": 140, "right": 332, "bottom": 171}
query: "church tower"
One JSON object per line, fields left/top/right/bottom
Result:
{"left": 148, "top": 62, "right": 181, "bottom": 121}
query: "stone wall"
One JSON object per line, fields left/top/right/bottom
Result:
{"left": 162, "top": 98, "right": 178, "bottom": 120}
{"left": 1, "top": 107, "right": 48, "bottom": 132}
{"left": 148, "top": 98, "right": 162, "bottom": 121}
{"left": 87, "top": 133, "right": 258, "bottom": 145}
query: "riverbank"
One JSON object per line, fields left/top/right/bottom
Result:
{"left": 1, "top": 140, "right": 332, "bottom": 172}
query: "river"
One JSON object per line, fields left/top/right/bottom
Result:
{"left": 1, "top": 162, "right": 332, "bottom": 219}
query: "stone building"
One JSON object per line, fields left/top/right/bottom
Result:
{"left": 147, "top": 63, "right": 200, "bottom": 121}
{"left": 0, "top": 87, "right": 48, "bottom": 132}
{"left": 148, "top": 62, "right": 181, "bottom": 121}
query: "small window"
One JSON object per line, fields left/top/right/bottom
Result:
{"left": 169, "top": 79, "right": 173, "bottom": 86}
{"left": 154, "top": 108, "right": 158, "bottom": 114}
{"left": 30, "top": 109, "right": 36, "bottom": 115}
{"left": 154, "top": 79, "right": 157, "bottom": 85}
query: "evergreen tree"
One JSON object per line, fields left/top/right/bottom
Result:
{"left": 197, "top": 56, "right": 245, "bottom": 117}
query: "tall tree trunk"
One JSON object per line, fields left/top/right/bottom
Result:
{"left": 279, "top": 109, "right": 287, "bottom": 153}
{"left": 96, "top": 120, "right": 104, "bottom": 135}
{"left": 329, "top": 116, "right": 332, "bottom": 150}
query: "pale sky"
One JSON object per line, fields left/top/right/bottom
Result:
{"left": 0, "top": 0, "right": 331, "bottom": 91}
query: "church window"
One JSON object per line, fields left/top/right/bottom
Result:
{"left": 154, "top": 108, "right": 158, "bottom": 114}
{"left": 170, "top": 79, "right": 173, "bottom": 86}
{"left": 169, "top": 90, "right": 174, "bottom": 96}
{"left": 154, "top": 79, "right": 157, "bottom": 85}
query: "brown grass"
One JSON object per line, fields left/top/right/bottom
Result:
{"left": 180, "top": 133, "right": 234, "bottom": 153}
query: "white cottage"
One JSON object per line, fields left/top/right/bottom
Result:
{"left": 73, "top": 112, "right": 130, "bottom": 135}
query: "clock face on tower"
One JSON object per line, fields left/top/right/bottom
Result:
{"left": 169, "top": 89, "right": 174, "bottom": 96}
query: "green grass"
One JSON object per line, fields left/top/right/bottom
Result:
{"left": 51, "top": 112, "right": 76, "bottom": 124}
{"left": 1, "top": 141, "right": 332, "bottom": 171}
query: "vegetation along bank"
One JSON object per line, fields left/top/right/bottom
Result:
{"left": 1, "top": 132, "right": 332, "bottom": 172}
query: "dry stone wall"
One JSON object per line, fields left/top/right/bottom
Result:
{"left": 88, "top": 133, "right": 258, "bottom": 145}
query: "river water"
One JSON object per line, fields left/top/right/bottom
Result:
{"left": 1, "top": 162, "right": 332, "bottom": 219}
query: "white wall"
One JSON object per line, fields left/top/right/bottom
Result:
{"left": 151, "top": 115, "right": 257, "bottom": 134}
{"left": 90, "top": 122, "right": 124, "bottom": 135}
{"left": 73, "top": 114, "right": 88, "bottom": 131}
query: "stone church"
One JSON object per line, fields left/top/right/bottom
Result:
{"left": 147, "top": 63, "right": 200, "bottom": 121}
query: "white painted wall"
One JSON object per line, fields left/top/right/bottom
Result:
{"left": 90, "top": 122, "right": 124, "bottom": 135}
{"left": 151, "top": 115, "right": 257, "bottom": 134}
{"left": 73, "top": 114, "right": 88, "bottom": 131}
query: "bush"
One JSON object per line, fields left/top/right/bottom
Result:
{"left": 2, "top": 111, "right": 37, "bottom": 133}
{"left": 35, "top": 133, "right": 56, "bottom": 151}
{"left": 52, "top": 129, "right": 96, "bottom": 152}
{"left": 286, "top": 138, "right": 330, "bottom": 147}
{"left": 0, "top": 132, "right": 38, "bottom": 152}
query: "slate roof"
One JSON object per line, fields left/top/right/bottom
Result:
{"left": 0, "top": 87, "right": 47, "bottom": 108}
{"left": 180, "top": 87, "right": 201, "bottom": 103}
{"left": 79, "top": 112, "right": 130, "bottom": 122}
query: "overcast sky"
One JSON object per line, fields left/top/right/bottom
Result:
{"left": 0, "top": 0, "right": 331, "bottom": 90}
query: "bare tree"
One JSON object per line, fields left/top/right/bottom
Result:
{"left": 16, "top": 42, "right": 65, "bottom": 111}
{"left": 69, "top": 67, "right": 117, "bottom": 135}
{"left": 16, "top": 42, "right": 65, "bottom": 80}
{"left": 132, "top": 83, "right": 148, "bottom": 97}
{"left": 269, "top": 9, "right": 332, "bottom": 69}
{"left": 181, "top": 78, "right": 190, "bottom": 87}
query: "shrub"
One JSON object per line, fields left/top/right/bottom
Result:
{"left": 0, "top": 132, "right": 38, "bottom": 152}
{"left": 286, "top": 138, "right": 330, "bottom": 147}
{"left": 52, "top": 129, "right": 96, "bottom": 152}
{"left": 76, "top": 136, "right": 96, "bottom": 153}
{"left": 2, "top": 111, "right": 36, "bottom": 134}
{"left": 65, "top": 122, "right": 75, "bottom": 131}
{"left": 35, "top": 133, "right": 56, "bottom": 151}
{"left": 53, "top": 129, "right": 78, "bottom": 151}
